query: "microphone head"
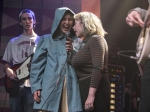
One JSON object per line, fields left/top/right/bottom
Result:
{"left": 65, "top": 32, "right": 70, "bottom": 37}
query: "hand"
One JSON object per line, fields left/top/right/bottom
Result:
{"left": 126, "top": 10, "right": 144, "bottom": 27}
{"left": 33, "top": 90, "right": 41, "bottom": 103}
{"left": 6, "top": 68, "right": 17, "bottom": 80}
{"left": 84, "top": 94, "right": 95, "bottom": 111}
{"left": 66, "top": 37, "right": 73, "bottom": 52}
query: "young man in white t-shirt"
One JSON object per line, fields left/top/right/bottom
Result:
{"left": 2, "top": 9, "right": 40, "bottom": 112}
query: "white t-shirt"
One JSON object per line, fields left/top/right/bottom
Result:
{"left": 3, "top": 34, "right": 40, "bottom": 87}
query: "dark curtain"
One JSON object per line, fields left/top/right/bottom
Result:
{"left": 0, "top": 0, "right": 4, "bottom": 46}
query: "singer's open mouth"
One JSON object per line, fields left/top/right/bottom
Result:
{"left": 63, "top": 26, "right": 69, "bottom": 29}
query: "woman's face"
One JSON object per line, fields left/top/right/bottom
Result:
{"left": 59, "top": 13, "right": 74, "bottom": 34}
{"left": 73, "top": 20, "right": 84, "bottom": 38}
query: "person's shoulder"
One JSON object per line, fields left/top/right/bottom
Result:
{"left": 39, "top": 34, "right": 52, "bottom": 43}
{"left": 90, "top": 35, "right": 107, "bottom": 44}
{"left": 9, "top": 35, "right": 22, "bottom": 42}
{"left": 41, "top": 34, "right": 52, "bottom": 38}
{"left": 91, "top": 35, "right": 103, "bottom": 40}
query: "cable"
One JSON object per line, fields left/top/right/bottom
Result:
{"left": 117, "top": 50, "right": 138, "bottom": 60}
{"left": 128, "top": 72, "right": 138, "bottom": 112}
{"left": 128, "top": 65, "right": 143, "bottom": 112}
{"left": 118, "top": 50, "right": 143, "bottom": 111}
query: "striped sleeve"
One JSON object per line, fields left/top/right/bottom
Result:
{"left": 89, "top": 36, "right": 106, "bottom": 89}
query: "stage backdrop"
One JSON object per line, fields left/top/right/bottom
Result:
{"left": 0, "top": 0, "right": 100, "bottom": 109}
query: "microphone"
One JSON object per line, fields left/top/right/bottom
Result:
{"left": 65, "top": 32, "right": 71, "bottom": 64}
{"left": 65, "top": 31, "right": 70, "bottom": 52}
{"left": 65, "top": 31, "right": 70, "bottom": 38}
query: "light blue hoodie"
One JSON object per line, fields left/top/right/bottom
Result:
{"left": 30, "top": 7, "right": 83, "bottom": 112}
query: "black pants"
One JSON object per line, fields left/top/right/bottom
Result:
{"left": 141, "top": 59, "right": 150, "bottom": 112}
{"left": 79, "top": 75, "right": 110, "bottom": 112}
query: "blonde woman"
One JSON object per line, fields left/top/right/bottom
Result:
{"left": 72, "top": 12, "right": 110, "bottom": 112}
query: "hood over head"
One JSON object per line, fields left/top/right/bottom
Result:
{"left": 51, "top": 7, "right": 75, "bottom": 38}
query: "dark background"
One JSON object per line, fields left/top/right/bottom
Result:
{"left": 101, "top": 0, "right": 148, "bottom": 83}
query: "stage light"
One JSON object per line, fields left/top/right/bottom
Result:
{"left": 110, "top": 83, "right": 115, "bottom": 87}
{"left": 111, "top": 89, "right": 115, "bottom": 93}
{"left": 110, "top": 105, "right": 115, "bottom": 109}
{"left": 110, "top": 100, "right": 115, "bottom": 104}
{"left": 109, "top": 64, "right": 125, "bottom": 112}
{"left": 110, "top": 94, "right": 115, "bottom": 98}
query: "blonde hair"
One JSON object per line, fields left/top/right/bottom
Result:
{"left": 74, "top": 12, "right": 107, "bottom": 37}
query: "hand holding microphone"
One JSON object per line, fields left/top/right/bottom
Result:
{"left": 65, "top": 32, "right": 73, "bottom": 64}
{"left": 65, "top": 32, "right": 73, "bottom": 52}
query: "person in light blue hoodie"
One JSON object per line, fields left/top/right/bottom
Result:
{"left": 30, "top": 7, "right": 83, "bottom": 112}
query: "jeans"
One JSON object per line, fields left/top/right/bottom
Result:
{"left": 9, "top": 87, "right": 37, "bottom": 112}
